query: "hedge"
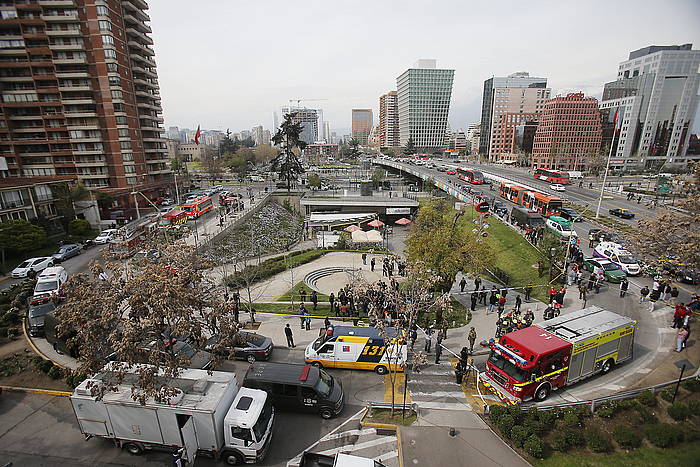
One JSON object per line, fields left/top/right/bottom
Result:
{"left": 646, "top": 423, "right": 684, "bottom": 448}
{"left": 612, "top": 425, "right": 642, "bottom": 449}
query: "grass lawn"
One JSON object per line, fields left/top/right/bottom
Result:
{"left": 535, "top": 444, "right": 700, "bottom": 467}
{"left": 365, "top": 408, "right": 417, "bottom": 426}
{"left": 278, "top": 281, "right": 330, "bottom": 303}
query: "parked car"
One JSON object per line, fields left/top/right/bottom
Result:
{"left": 550, "top": 184, "right": 566, "bottom": 192}
{"left": 33, "top": 266, "right": 68, "bottom": 297}
{"left": 52, "top": 244, "right": 81, "bottom": 262}
{"left": 27, "top": 299, "right": 56, "bottom": 337}
{"left": 491, "top": 200, "right": 508, "bottom": 216}
{"left": 11, "top": 257, "right": 53, "bottom": 278}
{"left": 108, "top": 339, "right": 214, "bottom": 370}
{"left": 94, "top": 229, "right": 118, "bottom": 244}
{"left": 582, "top": 258, "right": 626, "bottom": 283}
{"left": 559, "top": 207, "right": 583, "bottom": 222}
{"left": 593, "top": 241, "right": 641, "bottom": 275}
{"left": 446, "top": 170, "right": 456, "bottom": 175}
{"left": 232, "top": 332, "right": 273, "bottom": 363}
{"left": 609, "top": 208, "right": 635, "bottom": 219}
{"left": 160, "top": 198, "right": 175, "bottom": 206}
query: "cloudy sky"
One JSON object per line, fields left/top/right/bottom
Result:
{"left": 149, "top": 0, "right": 700, "bottom": 134}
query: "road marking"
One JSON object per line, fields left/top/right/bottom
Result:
{"left": 415, "top": 401, "right": 472, "bottom": 410}
{"left": 0, "top": 385, "right": 71, "bottom": 397}
{"left": 375, "top": 450, "right": 399, "bottom": 462}
{"left": 409, "top": 391, "right": 467, "bottom": 398}
{"left": 320, "top": 428, "right": 376, "bottom": 443}
{"left": 316, "top": 436, "right": 398, "bottom": 456}
{"left": 385, "top": 373, "right": 411, "bottom": 403}
{"left": 603, "top": 384, "right": 623, "bottom": 391}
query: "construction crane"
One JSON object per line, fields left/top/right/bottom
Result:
{"left": 288, "top": 98, "right": 328, "bottom": 108}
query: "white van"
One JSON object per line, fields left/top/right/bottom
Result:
{"left": 593, "top": 241, "right": 641, "bottom": 275}
{"left": 33, "top": 266, "right": 68, "bottom": 297}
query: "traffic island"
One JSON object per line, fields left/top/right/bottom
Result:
{"left": 361, "top": 406, "right": 417, "bottom": 428}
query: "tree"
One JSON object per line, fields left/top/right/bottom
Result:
{"left": 218, "top": 129, "right": 239, "bottom": 156}
{"left": 200, "top": 148, "right": 225, "bottom": 184}
{"left": 403, "top": 137, "right": 416, "bottom": 155}
{"left": 405, "top": 200, "right": 493, "bottom": 292}
{"left": 254, "top": 145, "right": 279, "bottom": 164}
{"left": 371, "top": 167, "right": 386, "bottom": 189}
{"left": 55, "top": 245, "right": 241, "bottom": 404}
{"left": 308, "top": 173, "right": 321, "bottom": 189}
{"left": 271, "top": 113, "right": 307, "bottom": 192}
{"left": 0, "top": 220, "right": 47, "bottom": 268}
{"left": 633, "top": 162, "right": 700, "bottom": 272}
{"left": 381, "top": 148, "right": 395, "bottom": 156}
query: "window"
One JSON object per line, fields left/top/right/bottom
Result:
{"left": 113, "top": 102, "right": 125, "bottom": 112}
{"left": 0, "top": 10, "right": 18, "bottom": 20}
{"left": 0, "top": 39, "right": 24, "bottom": 49}
{"left": 104, "top": 49, "right": 116, "bottom": 59}
{"left": 35, "top": 185, "right": 52, "bottom": 201}
{"left": 96, "top": 5, "right": 109, "bottom": 16}
{"left": 2, "top": 190, "right": 23, "bottom": 208}
{"left": 98, "top": 20, "right": 111, "bottom": 31}
{"left": 111, "top": 89, "right": 123, "bottom": 99}
{"left": 101, "top": 35, "right": 114, "bottom": 46}
{"left": 126, "top": 176, "right": 136, "bottom": 185}
{"left": 120, "top": 141, "right": 132, "bottom": 150}
{"left": 2, "top": 93, "right": 38, "bottom": 103}
{"left": 118, "top": 128, "right": 129, "bottom": 137}
{"left": 106, "top": 62, "right": 118, "bottom": 73}
{"left": 124, "top": 165, "right": 135, "bottom": 173}
{"left": 108, "top": 76, "right": 121, "bottom": 87}
{"left": 230, "top": 427, "right": 252, "bottom": 443}
{"left": 115, "top": 116, "right": 127, "bottom": 125}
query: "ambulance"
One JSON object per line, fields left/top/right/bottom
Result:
{"left": 304, "top": 326, "right": 407, "bottom": 375}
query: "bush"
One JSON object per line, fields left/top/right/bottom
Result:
{"left": 660, "top": 389, "right": 674, "bottom": 402}
{"left": 505, "top": 405, "right": 525, "bottom": 424}
{"left": 637, "top": 390, "right": 657, "bottom": 407}
{"left": 637, "top": 407, "right": 658, "bottom": 425}
{"left": 33, "top": 358, "right": 54, "bottom": 374}
{"left": 687, "top": 399, "right": 700, "bottom": 416}
{"left": 595, "top": 402, "right": 617, "bottom": 419}
{"left": 488, "top": 404, "right": 508, "bottom": 424}
{"left": 667, "top": 402, "right": 688, "bottom": 421}
{"left": 523, "top": 434, "right": 544, "bottom": 458}
{"left": 68, "top": 218, "right": 92, "bottom": 237}
{"left": 586, "top": 428, "right": 612, "bottom": 453}
{"left": 47, "top": 365, "right": 63, "bottom": 379}
{"left": 537, "top": 409, "right": 557, "bottom": 427}
{"left": 683, "top": 378, "right": 700, "bottom": 393}
{"left": 563, "top": 410, "right": 582, "bottom": 428}
{"left": 646, "top": 423, "right": 683, "bottom": 448}
{"left": 497, "top": 414, "right": 515, "bottom": 438}
{"left": 510, "top": 425, "right": 530, "bottom": 448}
{"left": 65, "top": 371, "right": 87, "bottom": 388}
{"left": 612, "top": 425, "right": 641, "bottom": 449}
{"left": 551, "top": 432, "right": 572, "bottom": 452}
{"left": 522, "top": 419, "right": 546, "bottom": 437}
{"left": 564, "top": 428, "right": 585, "bottom": 447}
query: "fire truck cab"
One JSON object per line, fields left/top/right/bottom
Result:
{"left": 480, "top": 306, "right": 635, "bottom": 404}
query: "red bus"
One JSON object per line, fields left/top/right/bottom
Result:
{"left": 498, "top": 183, "right": 528, "bottom": 204}
{"left": 181, "top": 196, "right": 213, "bottom": 218}
{"left": 158, "top": 209, "right": 188, "bottom": 228}
{"left": 534, "top": 168, "right": 570, "bottom": 185}
{"left": 521, "top": 192, "right": 562, "bottom": 217}
{"left": 456, "top": 168, "right": 485, "bottom": 184}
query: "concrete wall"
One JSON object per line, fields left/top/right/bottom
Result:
{"left": 270, "top": 192, "right": 303, "bottom": 215}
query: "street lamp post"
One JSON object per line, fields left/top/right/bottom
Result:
{"left": 131, "top": 191, "right": 140, "bottom": 220}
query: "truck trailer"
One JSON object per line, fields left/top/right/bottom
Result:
{"left": 479, "top": 306, "right": 635, "bottom": 404}
{"left": 70, "top": 365, "right": 274, "bottom": 465}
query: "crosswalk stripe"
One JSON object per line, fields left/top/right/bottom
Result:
{"left": 319, "top": 428, "right": 376, "bottom": 442}
{"left": 316, "top": 436, "right": 398, "bottom": 456}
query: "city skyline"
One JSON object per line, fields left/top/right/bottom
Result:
{"left": 149, "top": 0, "right": 700, "bottom": 133}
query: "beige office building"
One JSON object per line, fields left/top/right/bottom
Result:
{"left": 352, "top": 109, "right": 373, "bottom": 146}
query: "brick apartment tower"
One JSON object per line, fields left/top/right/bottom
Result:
{"left": 0, "top": 0, "right": 170, "bottom": 219}
{"left": 351, "top": 108, "right": 372, "bottom": 146}
{"left": 531, "top": 93, "right": 603, "bottom": 171}
{"left": 379, "top": 90, "right": 399, "bottom": 149}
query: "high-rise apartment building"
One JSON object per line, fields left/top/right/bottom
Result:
{"left": 280, "top": 106, "right": 318, "bottom": 144}
{"left": 351, "top": 108, "right": 372, "bottom": 145}
{"left": 599, "top": 44, "right": 700, "bottom": 170}
{"left": 251, "top": 125, "right": 263, "bottom": 146}
{"left": 531, "top": 93, "right": 602, "bottom": 171}
{"left": 379, "top": 90, "right": 399, "bottom": 149}
{"left": 0, "top": 0, "right": 169, "bottom": 216}
{"left": 397, "top": 59, "right": 454, "bottom": 151}
{"left": 479, "top": 72, "right": 549, "bottom": 160}
{"left": 466, "top": 123, "right": 481, "bottom": 155}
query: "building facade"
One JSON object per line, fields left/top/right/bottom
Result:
{"left": 599, "top": 44, "right": 700, "bottom": 170}
{"left": 351, "top": 109, "right": 372, "bottom": 146}
{"left": 281, "top": 107, "right": 318, "bottom": 144}
{"left": 479, "top": 72, "right": 549, "bottom": 160}
{"left": 0, "top": 0, "right": 170, "bottom": 219}
{"left": 379, "top": 90, "right": 399, "bottom": 149}
{"left": 531, "top": 93, "right": 602, "bottom": 171}
{"left": 397, "top": 59, "right": 454, "bottom": 151}
{"left": 466, "top": 122, "right": 480, "bottom": 154}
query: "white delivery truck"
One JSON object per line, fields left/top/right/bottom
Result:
{"left": 70, "top": 364, "right": 274, "bottom": 465}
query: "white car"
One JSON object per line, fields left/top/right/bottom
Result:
{"left": 11, "top": 257, "right": 54, "bottom": 278}
{"left": 94, "top": 229, "right": 118, "bottom": 244}
{"left": 550, "top": 184, "right": 566, "bottom": 192}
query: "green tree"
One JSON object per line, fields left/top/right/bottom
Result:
{"left": 218, "top": 129, "right": 240, "bottom": 156}
{"left": 406, "top": 200, "right": 493, "bottom": 291}
{"left": 200, "top": 148, "right": 225, "bottom": 184}
{"left": 0, "top": 220, "right": 48, "bottom": 267}
{"left": 254, "top": 145, "right": 279, "bottom": 164}
{"left": 371, "top": 167, "right": 386, "bottom": 189}
{"left": 271, "top": 113, "right": 307, "bottom": 192}
{"left": 403, "top": 137, "right": 416, "bottom": 155}
{"left": 381, "top": 148, "right": 395, "bottom": 156}
{"left": 308, "top": 173, "right": 321, "bottom": 189}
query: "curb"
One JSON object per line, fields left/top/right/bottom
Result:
{"left": 0, "top": 276, "right": 12, "bottom": 284}
{"left": 22, "top": 318, "right": 69, "bottom": 370}
{"left": 0, "top": 385, "right": 71, "bottom": 397}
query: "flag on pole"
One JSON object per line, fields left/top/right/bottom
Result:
{"left": 194, "top": 125, "right": 201, "bottom": 145}
{"left": 613, "top": 109, "right": 621, "bottom": 135}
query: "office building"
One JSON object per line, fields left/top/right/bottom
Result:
{"left": 251, "top": 125, "right": 264, "bottom": 146}
{"left": 351, "top": 108, "right": 373, "bottom": 145}
{"left": 599, "top": 44, "right": 700, "bottom": 170}
{"left": 0, "top": 0, "right": 170, "bottom": 219}
{"left": 397, "top": 59, "right": 454, "bottom": 151}
{"left": 323, "top": 122, "right": 331, "bottom": 143}
{"left": 262, "top": 129, "right": 271, "bottom": 146}
{"left": 466, "top": 123, "right": 480, "bottom": 154}
{"left": 479, "top": 72, "right": 549, "bottom": 160}
{"left": 531, "top": 93, "right": 602, "bottom": 171}
{"left": 280, "top": 106, "right": 319, "bottom": 144}
{"left": 379, "top": 90, "right": 399, "bottom": 148}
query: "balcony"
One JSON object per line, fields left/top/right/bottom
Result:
{"left": 64, "top": 110, "right": 96, "bottom": 118}
{"left": 127, "top": 41, "right": 155, "bottom": 56}
{"left": 53, "top": 56, "right": 86, "bottom": 65}
{"left": 122, "top": 0, "right": 150, "bottom": 12}
{"left": 55, "top": 71, "right": 89, "bottom": 78}
{"left": 123, "top": 14, "right": 152, "bottom": 34}
{"left": 0, "top": 75, "right": 34, "bottom": 82}
{"left": 48, "top": 43, "right": 84, "bottom": 51}
{"left": 58, "top": 85, "right": 90, "bottom": 92}
{"left": 61, "top": 97, "right": 94, "bottom": 105}
{"left": 0, "top": 200, "right": 30, "bottom": 211}
{"left": 38, "top": 1, "right": 77, "bottom": 6}
{"left": 40, "top": 13, "right": 79, "bottom": 22}
{"left": 8, "top": 114, "right": 42, "bottom": 120}
{"left": 46, "top": 28, "right": 81, "bottom": 37}
{"left": 125, "top": 27, "right": 153, "bottom": 45}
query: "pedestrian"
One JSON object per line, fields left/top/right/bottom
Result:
{"left": 515, "top": 295, "right": 522, "bottom": 313}
{"left": 474, "top": 277, "right": 481, "bottom": 291}
{"left": 649, "top": 288, "right": 660, "bottom": 312}
{"left": 488, "top": 292, "right": 497, "bottom": 314}
{"left": 670, "top": 287, "right": 680, "bottom": 306}
{"left": 311, "top": 290, "right": 318, "bottom": 310}
{"left": 435, "top": 341, "right": 443, "bottom": 364}
{"left": 548, "top": 286, "right": 557, "bottom": 303}
{"left": 524, "top": 286, "right": 532, "bottom": 302}
{"left": 639, "top": 285, "right": 650, "bottom": 304}
{"left": 460, "top": 277, "right": 467, "bottom": 293}
{"left": 619, "top": 279, "right": 629, "bottom": 298}
{"left": 468, "top": 327, "right": 477, "bottom": 353}
{"left": 370, "top": 257, "right": 376, "bottom": 272}
{"left": 362, "top": 252, "right": 367, "bottom": 265}
{"left": 441, "top": 321, "right": 448, "bottom": 340}
{"left": 594, "top": 276, "right": 602, "bottom": 294}
{"left": 425, "top": 325, "right": 434, "bottom": 353}
{"left": 673, "top": 304, "right": 687, "bottom": 329}
{"left": 676, "top": 326, "right": 689, "bottom": 352}
{"left": 324, "top": 316, "right": 331, "bottom": 329}
{"left": 172, "top": 447, "right": 186, "bottom": 467}
{"left": 479, "top": 287, "right": 487, "bottom": 305}
{"left": 662, "top": 282, "right": 672, "bottom": 302}
{"left": 303, "top": 310, "right": 311, "bottom": 330}
{"left": 470, "top": 291, "right": 478, "bottom": 311}
{"left": 579, "top": 281, "right": 588, "bottom": 300}
{"left": 329, "top": 292, "right": 335, "bottom": 311}
{"left": 497, "top": 295, "right": 506, "bottom": 316}
{"left": 284, "top": 324, "right": 295, "bottom": 348}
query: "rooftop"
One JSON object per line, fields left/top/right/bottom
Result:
{"left": 628, "top": 43, "right": 693, "bottom": 60}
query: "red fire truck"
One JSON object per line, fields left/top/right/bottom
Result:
{"left": 479, "top": 306, "right": 636, "bottom": 404}
{"left": 181, "top": 196, "right": 213, "bottom": 218}
{"left": 158, "top": 209, "right": 188, "bottom": 228}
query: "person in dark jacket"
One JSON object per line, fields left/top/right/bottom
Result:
{"left": 284, "top": 324, "right": 295, "bottom": 348}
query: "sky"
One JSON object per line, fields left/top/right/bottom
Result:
{"left": 149, "top": 0, "right": 700, "bottom": 135}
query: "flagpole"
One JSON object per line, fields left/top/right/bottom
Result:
{"left": 595, "top": 123, "right": 618, "bottom": 219}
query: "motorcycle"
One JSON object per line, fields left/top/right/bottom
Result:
{"left": 81, "top": 239, "right": 96, "bottom": 250}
